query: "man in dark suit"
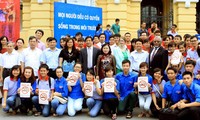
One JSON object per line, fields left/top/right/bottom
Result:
{"left": 80, "top": 36, "right": 101, "bottom": 74}
{"left": 149, "top": 36, "right": 168, "bottom": 75}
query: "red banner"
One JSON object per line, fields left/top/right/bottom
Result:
{"left": 0, "top": 0, "right": 20, "bottom": 42}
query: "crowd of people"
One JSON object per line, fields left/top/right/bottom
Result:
{"left": 0, "top": 19, "right": 200, "bottom": 120}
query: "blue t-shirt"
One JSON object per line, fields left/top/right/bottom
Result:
{"left": 100, "top": 78, "right": 119, "bottom": 100}
{"left": 3, "top": 77, "right": 18, "bottom": 96}
{"left": 183, "top": 82, "right": 200, "bottom": 103}
{"left": 195, "top": 34, "right": 200, "bottom": 42}
{"left": 54, "top": 76, "right": 68, "bottom": 97}
{"left": 162, "top": 80, "right": 184, "bottom": 104}
{"left": 69, "top": 73, "right": 86, "bottom": 99}
{"left": 104, "top": 30, "right": 112, "bottom": 43}
{"left": 115, "top": 72, "right": 137, "bottom": 100}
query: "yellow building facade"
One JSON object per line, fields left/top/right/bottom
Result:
{"left": 20, "top": 0, "right": 199, "bottom": 44}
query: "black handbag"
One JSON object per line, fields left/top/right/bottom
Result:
{"left": 159, "top": 108, "right": 180, "bottom": 120}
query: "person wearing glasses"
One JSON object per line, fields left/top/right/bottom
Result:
{"left": 149, "top": 36, "right": 168, "bottom": 76}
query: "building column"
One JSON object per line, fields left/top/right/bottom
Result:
{"left": 20, "top": 0, "right": 52, "bottom": 45}
{"left": 173, "top": 0, "right": 198, "bottom": 36}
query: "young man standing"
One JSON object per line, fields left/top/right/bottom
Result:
{"left": 116, "top": 59, "right": 137, "bottom": 119}
{"left": 137, "top": 22, "right": 148, "bottom": 38}
{"left": 35, "top": 29, "right": 46, "bottom": 51}
{"left": 111, "top": 18, "right": 120, "bottom": 34}
{"left": 167, "top": 24, "right": 178, "bottom": 37}
{"left": 124, "top": 32, "right": 132, "bottom": 51}
{"left": 104, "top": 24, "right": 112, "bottom": 43}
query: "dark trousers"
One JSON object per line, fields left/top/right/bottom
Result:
{"left": 3, "top": 68, "right": 11, "bottom": 80}
{"left": 20, "top": 98, "right": 33, "bottom": 113}
{"left": 103, "top": 98, "right": 119, "bottom": 115}
{"left": 178, "top": 106, "right": 200, "bottom": 120}
{"left": 118, "top": 92, "right": 137, "bottom": 113}
{"left": 48, "top": 69, "right": 57, "bottom": 79}
{"left": 150, "top": 97, "right": 162, "bottom": 117}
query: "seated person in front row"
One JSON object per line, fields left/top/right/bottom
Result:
{"left": 162, "top": 67, "right": 184, "bottom": 109}
{"left": 176, "top": 71, "right": 200, "bottom": 120}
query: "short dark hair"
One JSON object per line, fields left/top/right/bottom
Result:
{"left": 78, "top": 37, "right": 84, "bottom": 42}
{"left": 48, "top": 37, "right": 57, "bottom": 42}
{"left": 172, "top": 24, "right": 177, "bottom": 28}
{"left": 183, "top": 34, "right": 191, "bottom": 40}
{"left": 29, "top": 36, "right": 37, "bottom": 42}
{"left": 101, "top": 43, "right": 111, "bottom": 55}
{"left": 114, "top": 34, "right": 121, "bottom": 38}
{"left": 35, "top": 29, "right": 44, "bottom": 36}
{"left": 125, "top": 32, "right": 131, "bottom": 36}
{"left": 98, "top": 33, "right": 106, "bottom": 38}
{"left": 86, "top": 69, "right": 95, "bottom": 76}
{"left": 175, "top": 35, "right": 182, "bottom": 40}
{"left": 153, "top": 68, "right": 161, "bottom": 74}
{"left": 85, "top": 36, "right": 93, "bottom": 41}
{"left": 39, "top": 64, "right": 49, "bottom": 71}
{"left": 167, "top": 34, "right": 174, "bottom": 40}
{"left": 75, "top": 32, "right": 83, "bottom": 37}
{"left": 55, "top": 66, "right": 63, "bottom": 72}
{"left": 105, "top": 65, "right": 114, "bottom": 73}
{"left": 115, "top": 18, "right": 120, "bottom": 22}
{"left": 168, "top": 41, "right": 176, "bottom": 48}
{"left": 135, "top": 38, "right": 143, "bottom": 44}
{"left": 10, "top": 65, "right": 21, "bottom": 79}
{"left": 109, "top": 35, "right": 114, "bottom": 39}
{"left": 163, "top": 36, "right": 169, "bottom": 41}
{"left": 167, "top": 67, "right": 177, "bottom": 73}
{"left": 143, "top": 39, "right": 149, "bottom": 44}
{"left": 106, "top": 24, "right": 111, "bottom": 27}
{"left": 140, "top": 31, "right": 148, "bottom": 36}
{"left": 93, "top": 35, "right": 98, "bottom": 39}
{"left": 177, "top": 41, "right": 186, "bottom": 48}
{"left": 122, "top": 59, "right": 131, "bottom": 65}
{"left": 185, "top": 60, "right": 196, "bottom": 67}
{"left": 46, "top": 37, "right": 54, "bottom": 42}
{"left": 190, "top": 35, "right": 198, "bottom": 40}
{"left": 182, "top": 71, "right": 193, "bottom": 78}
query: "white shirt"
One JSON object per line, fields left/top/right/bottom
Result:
{"left": 129, "top": 50, "right": 149, "bottom": 71}
{"left": 21, "top": 47, "right": 42, "bottom": 76}
{"left": 167, "top": 30, "right": 178, "bottom": 37}
{"left": 96, "top": 42, "right": 105, "bottom": 49}
{"left": 1, "top": 50, "right": 21, "bottom": 68}
{"left": 87, "top": 47, "right": 93, "bottom": 68}
{"left": 110, "top": 44, "right": 117, "bottom": 55}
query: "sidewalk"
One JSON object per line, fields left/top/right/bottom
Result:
{"left": 0, "top": 106, "right": 157, "bottom": 120}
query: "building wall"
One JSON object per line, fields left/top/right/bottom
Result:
{"left": 20, "top": 0, "right": 198, "bottom": 46}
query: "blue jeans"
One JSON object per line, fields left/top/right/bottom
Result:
{"left": 32, "top": 96, "right": 51, "bottom": 117}
{"left": 67, "top": 97, "right": 83, "bottom": 116}
{"left": 51, "top": 98, "right": 67, "bottom": 116}
{"left": 3, "top": 95, "right": 16, "bottom": 112}
{"left": 86, "top": 98, "right": 102, "bottom": 117}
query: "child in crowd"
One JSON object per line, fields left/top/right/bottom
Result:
{"left": 2, "top": 65, "right": 21, "bottom": 114}
{"left": 51, "top": 66, "right": 68, "bottom": 116}
{"left": 17, "top": 66, "right": 36, "bottom": 116}
{"left": 32, "top": 64, "right": 54, "bottom": 117}
{"left": 101, "top": 65, "right": 119, "bottom": 120}
{"left": 134, "top": 62, "right": 153, "bottom": 118}
{"left": 177, "top": 41, "right": 187, "bottom": 74}
{"left": 174, "top": 35, "right": 182, "bottom": 45}
{"left": 67, "top": 62, "right": 86, "bottom": 116}
{"left": 83, "top": 69, "right": 102, "bottom": 117}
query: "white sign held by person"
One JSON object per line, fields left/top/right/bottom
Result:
{"left": 138, "top": 77, "right": 148, "bottom": 92}
{"left": 39, "top": 90, "right": 49, "bottom": 105}
{"left": 171, "top": 50, "right": 182, "bottom": 65}
{"left": 104, "top": 78, "right": 115, "bottom": 93}
{"left": 84, "top": 82, "right": 93, "bottom": 96}
{"left": 67, "top": 72, "right": 79, "bottom": 86}
{"left": 20, "top": 83, "right": 31, "bottom": 98}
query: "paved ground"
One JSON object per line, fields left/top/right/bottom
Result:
{"left": 0, "top": 106, "right": 158, "bottom": 120}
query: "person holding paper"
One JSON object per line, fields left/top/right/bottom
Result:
{"left": 32, "top": 64, "right": 54, "bottom": 117}
{"left": 17, "top": 66, "right": 36, "bottom": 116}
{"left": 83, "top": 69, "right": 102, "bottom": 117}
{"left": 2, "top": 65, "right": 21, "bottom": 115}
{"left": 100, "top": 65, "right": 119, "bottom": 120}
{"left": 67, "top": 62, "right": 86, "bottom": 117}
{"left": 134, "top": 62, "right": 153, "bottom": 118}
{"left": 116, "top": 59, "right": 137, "bottom": 119}
{"left": 150, "top": 68, "right": 166, "bottom": 117}
{"left": 51, "top": 66, "right": 68, "bottom": 117}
